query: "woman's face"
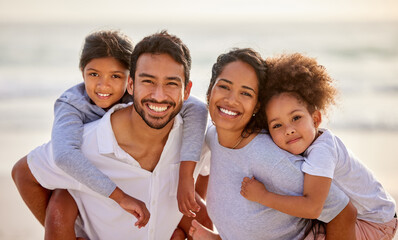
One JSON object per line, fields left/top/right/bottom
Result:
{"left": 208, "top": 60, "right": 259, "bottom": 134}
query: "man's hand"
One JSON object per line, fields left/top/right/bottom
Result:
{"left": 177, "top": 174, "right": 200, "bottom": 217}
{"left": 110, "top": 187, "right": 150, "bottom": 228}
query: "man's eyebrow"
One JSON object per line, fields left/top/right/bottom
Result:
{"left": 138, "top": 73, "right": 156, "bottom": 78}
{"left": 138, "top": 73, "right": 183, "bottom": 82}
{"left": 166, "top": 76, "right": 183, "bottom": 82}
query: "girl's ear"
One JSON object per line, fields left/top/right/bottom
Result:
{"left": 312, "top": 110, "right": 322, "bottom": 128}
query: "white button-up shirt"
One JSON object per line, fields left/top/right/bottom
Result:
{"left": 28, "top": 103, "right": 210, "bottom": 240}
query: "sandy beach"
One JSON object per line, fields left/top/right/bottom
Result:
{"left": 1, "top": 129, "right": 397, "bottom": 239}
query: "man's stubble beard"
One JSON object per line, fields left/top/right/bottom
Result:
{"left": 132, "top": 94, "right": 183, "bottom": 130}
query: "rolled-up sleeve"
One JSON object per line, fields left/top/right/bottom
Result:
{"left": 27, "top": 142, "right": 81, "bottom": 191}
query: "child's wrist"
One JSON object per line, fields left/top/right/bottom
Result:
{"left": 109, "top": 187, "right": 126, "bottom": 204}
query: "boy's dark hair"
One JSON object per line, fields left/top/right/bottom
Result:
{"left": 206, "top": 48, "right": 268, "bottom": 134}
{"left": 264, "top": 53, "right": 337, "bottom": 119}
{"left": 130, "top": 30, "right": 191, "bottom": 87}
{"left": 79, "top": 30, "right": 133, "bottom": 70}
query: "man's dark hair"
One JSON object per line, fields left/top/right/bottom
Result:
{"left": 130, "top": 30, "right": 191, "bottom": 87}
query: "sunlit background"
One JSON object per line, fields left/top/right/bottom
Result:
{"left": 1, "top": 0, "right": 397, "bottom": 239}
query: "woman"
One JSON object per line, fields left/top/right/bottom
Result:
{"left": 189, "top": 48, "right": 357, "bottom": 240}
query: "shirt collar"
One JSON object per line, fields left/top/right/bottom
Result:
{"left": 96, "top": 102, "right": 183, "bottom": 156}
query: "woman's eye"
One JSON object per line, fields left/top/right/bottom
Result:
{"left": 89, "top": 73, "right": 98, "bottom": 77}
{"left": 241, "top": 92, "right": 253, "bottom": 97}
{"left": 218, "top": 85, "right": 229, "bottom": 90}
{"left": 112, "top": 74, "right": 121, "bottom": 79}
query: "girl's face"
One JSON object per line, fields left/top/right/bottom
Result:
{"left": 266, "top": 92, "right": 321, "bottom": 155}
{"left": 83, "top": 57, "right": 130, "bottom": 110}
{"left": 208, "top": 60, "right": 259, "bottom": 134}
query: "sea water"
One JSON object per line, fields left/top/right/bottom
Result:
{"left": 0, "top": 21, "right": 398, "bottom": 173}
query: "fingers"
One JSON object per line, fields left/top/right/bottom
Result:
{"left": 132, "top": 204, "right": 150, "bottom": 228}
{"left": 188, "top": 195, "right": 200, "bottom": 212}
{"left": 178, "top": 194, "right": 200, "bottom": 218}
{"left": 179, "top": 200, "right": 197, "bottom": 218}
{"left": 240, "top": 189, "right": 247, "bottom": 198}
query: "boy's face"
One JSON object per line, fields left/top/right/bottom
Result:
{"left": 128, "top": 53, "right": 191, "bottom": 129}
{"left": 266, "top": 92, "right": 321, "bottom": 155}
{"left": 83, "top": 57, "right": 129, "bottom": 110}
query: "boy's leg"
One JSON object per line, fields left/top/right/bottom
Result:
{"left": 45, "top": 189, "right": 79, "bottom": 240}
{"left": 11, "top": 155, "right": 52, "bottom": 226}
{"left": 355, "top": 217, "right": 398, "bottom": 240}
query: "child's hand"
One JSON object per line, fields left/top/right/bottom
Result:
{"left": 177, "top": 175, "right": 200, "bottom": 217}
{"left": 110, "top": 187, "right": 150, "bottom": 228}
{"left": 118, "top": 194, "right": 151, "bottom": 228}
{"left": 240, "top": 176, "right": 268, "bottom": 204}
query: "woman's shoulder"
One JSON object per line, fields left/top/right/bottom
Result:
{"left": 247, "top": 132, "right": 291, "bottom": 159}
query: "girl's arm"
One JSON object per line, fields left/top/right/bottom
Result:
{"left": 52, "top": 95, "right": 150, "bottom": 226}
{"left": 52, "top": 99, "right": 117, "bottom": 197}
{"left": 179, "top": 95, "right": 208, "bottom": 163}
{"left": 177, "top": 95, "right": 208, "bottom": 217}
{"left": 241, "top": 174, "right": 332, "bottom": 219}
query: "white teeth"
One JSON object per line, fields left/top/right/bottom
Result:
{"left": 97, "top": 93, "right": 110, "bottom": 97}
{"left": 148, "top": 104, "right": 167, "bottom": 112}
{"left": 220, "top": 107, "right": 238, "bottom": 116}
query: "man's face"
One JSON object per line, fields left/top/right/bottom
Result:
{"left": 128, "top": 53, "right": 191, "bottom": 129}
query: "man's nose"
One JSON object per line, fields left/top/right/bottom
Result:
{"left": 152, "top": 85, "right": 167, "bottom": 101}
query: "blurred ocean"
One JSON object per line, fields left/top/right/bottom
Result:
{"left": 0, "top": 21, "right": 398, "bottom": 173}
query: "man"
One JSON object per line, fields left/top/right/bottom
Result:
{"left": 12, "top": 31, "right": 210, "bottom": 240}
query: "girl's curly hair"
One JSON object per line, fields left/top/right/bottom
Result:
{"left": 264, "top": 53, "right": 338, "bottom": 117}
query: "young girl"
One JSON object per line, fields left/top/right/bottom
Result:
{"left": 15, "top": 30, "right": 208, "bottom": 238}
{"left": 240, "top": 53, "right": 397, "bottom": 239}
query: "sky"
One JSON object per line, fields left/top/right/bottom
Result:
{"left": 0, "top": 0, "right": 397, "bottom": 23}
